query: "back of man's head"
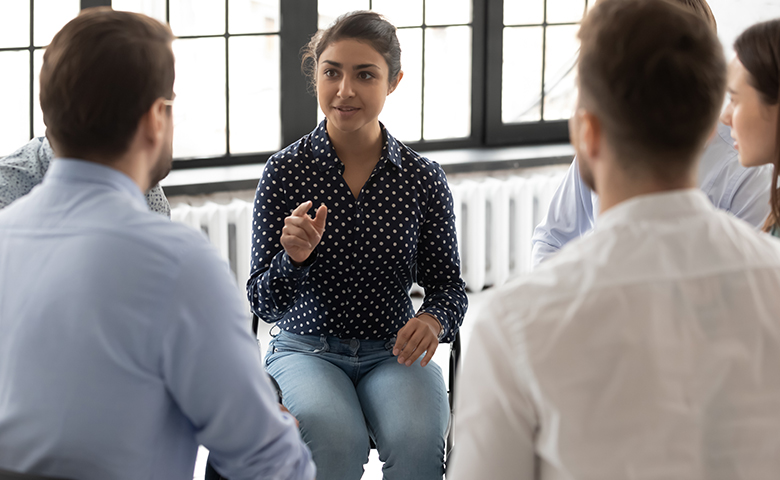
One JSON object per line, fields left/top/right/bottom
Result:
{"left": 577, "top": 0, "right": 726, "bottom": 177}
{"left": 668, "top": 0, "right": 717, "bottom": 32}
{"left": 40, "top": 8, "right": 174, "bottom": 162}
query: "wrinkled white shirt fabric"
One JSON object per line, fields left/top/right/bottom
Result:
{"left": 450, "top": 189, "right": 780, "bottom": 480}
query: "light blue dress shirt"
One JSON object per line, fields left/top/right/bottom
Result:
{"left": 0, "top": 160, "right": 315, "bottom": 480}
{"left": 0, "top": 137, "right": 170, "bottom": 216}
{"left": 531, "top": 123, "right": 773, "bottom": 266}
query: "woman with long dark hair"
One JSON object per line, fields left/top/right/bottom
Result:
{"left": 720, "top": 19, "right": 780, "bottom": 235}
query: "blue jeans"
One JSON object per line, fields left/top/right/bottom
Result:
{"left": 265, "top": 331, "right": 449, "bottom": 480}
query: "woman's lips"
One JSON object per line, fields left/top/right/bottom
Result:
{"left": 334, "top": 106, "right": 359, "bottom": 118}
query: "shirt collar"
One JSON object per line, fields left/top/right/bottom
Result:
{"left": 595, "top": 188, "right": 715, "bottom": 231}
{"left": 44, "top": 158, "right": 148, "bottom": 210}
{"left": 311, "top": 120, "right": 404, "bottom": 173}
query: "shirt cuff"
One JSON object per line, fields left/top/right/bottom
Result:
{"left": 284, "top": 250, "right": 317, "bottom": 269}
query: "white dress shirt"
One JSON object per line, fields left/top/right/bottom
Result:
{"left": 450, "top": 189, "right": 780, "bottom": 480}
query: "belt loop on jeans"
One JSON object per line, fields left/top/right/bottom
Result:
{"left": 313, "top": 334, "right": 330, "bottom": 353}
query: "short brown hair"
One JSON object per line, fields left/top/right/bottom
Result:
{"left": 577, "top": 0, "right": 726, "bottom": 175}
{"left": 40, "top": 7, "right": 174, "bottom": 161}
{"left": 734, "top": 19, "right": 780, "bottom": 230}
{"left": 301, "top": 11, "right": 401, "bottom": 91}
{"left": 667, "top": 0, "right": 717, "bottom": 32}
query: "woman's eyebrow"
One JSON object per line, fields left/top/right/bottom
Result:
{"left": 321, "top": 59, "right": 380, "bottom": 70}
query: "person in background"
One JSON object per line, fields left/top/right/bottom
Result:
{"left": 530, "top": 0, "right": 773, "bottom": 267}
{"left": 1, "top": 136, "right": 170, "bottom": 215}
{"left": 720, "top": 18, "right": 780, "bottom": 236}
{"left": 450, "top": 1, "right": 780, "bottom": 478}
{"left": 0, "top": 8, "right": 314, "bottom": 480}
{"left": 247, "top": 10, "right": 467, "bottom": 480}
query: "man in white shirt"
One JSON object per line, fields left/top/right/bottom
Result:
{"left": 449, "top": 1, "right": 780, "bottom": 479}
{"left": 530, "top": 0, "right": 772, "bottom": 268}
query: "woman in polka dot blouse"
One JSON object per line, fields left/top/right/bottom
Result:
{"left": 247, "top": 10, "right": 468, "bottom": 480}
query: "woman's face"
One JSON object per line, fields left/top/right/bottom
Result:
{"left": 721, "top": 57, "right": 779, "bottom": 167}
{"left": 316, "top": 39, "right": 399, "bottom": 139}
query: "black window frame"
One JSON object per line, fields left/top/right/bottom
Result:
{"left": 484, "top": 0, "right": 590, "bottom": 146}
{"left": 10, "top": 0, "right": 586, "bottom": 170}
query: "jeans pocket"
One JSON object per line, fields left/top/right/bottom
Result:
{"left": 265, "top": 332, "right": 326, "bottom": 368}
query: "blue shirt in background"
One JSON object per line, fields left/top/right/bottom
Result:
{"left": 0, "top": 159, "right": 315, "bottom": 480}
{"left": 531, "top": 123, "right": 773, "bottom": 266}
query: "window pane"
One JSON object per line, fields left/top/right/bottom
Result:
{"left": 504, "top": 0, "right": 543, "bottom": 25}
{"left": 372, "top": 0, "right": 422, "bottom": 28}
{"left": 379, "top": 28, "right": 422, "bottom": 142}
{"left": 112, "top": 0, "right": 167, "bottom": 23}
{"left": 170, "top": 0, "right": 225, "bottom": 37}
{"left": 33, "top": 49, "right": 45, "bottom": 138}
{"left": 709, "top": 0, "right": 780, "bottom": 59}
{"left": 0, "top": 51, "right": 30, "bottom": 156}
{"left": 172, "top": 38, "right": 227, "bottom": 158}
{"left": 319, "top": 0, "right": 368, "bottom": 29}
{"left": 423, "top": 26, "right": 470, "bottom": 140}
{"left": 229, "top": 0, "right": 279, "bottom": 34}
{"left": 502, "top": 27, "right": 543, "bottom": 123}
{"left": 229, "top": 35, "right": 280, "bottom": 154}
{"left": 33, "top": 0, "right": 79, "bottom": 47}
{"left": 0, "top": 1, "right": 29, "bottom": 49}
{"left": 425, "top": 0, "right": 471, "bottom": 26}
{"left": 543, "top": 25, "right": 579, "bottom": 120}
{"left": 546, "top": 0, "right": 586, "bottom": 24}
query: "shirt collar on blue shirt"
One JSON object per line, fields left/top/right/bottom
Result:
{"left": 44, "top": 158, "right": 149, "bottom": 210}
{"left": 310, "top": 120, "right": 404, "bottom": 173}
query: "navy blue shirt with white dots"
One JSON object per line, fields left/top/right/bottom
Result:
{"left": 247, "top": 120, "right": 467, "bottom": 342}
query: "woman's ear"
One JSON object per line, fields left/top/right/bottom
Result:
{"left": 388, "top": 70, "right": 404, "bottom": 95}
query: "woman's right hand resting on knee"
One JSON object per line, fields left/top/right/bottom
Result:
{"left": 281, "top": 200, "right": 328, "bottom": 266}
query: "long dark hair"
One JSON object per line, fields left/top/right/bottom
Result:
{"left": 734, "top": 19, "right": 780, "bottom": 231}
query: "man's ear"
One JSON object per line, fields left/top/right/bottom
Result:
{"left": 580, "top": 109, "right": 601, "bottom": 161}
{"left": 388, "top": 70, "right": 403, "bottom": 95}
{"left": 141, "top": 98, "right": 168, "bottom": 146}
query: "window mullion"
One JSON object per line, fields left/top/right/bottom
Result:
{"left": 279, "top": 0, "right": 318, "bottom": 148}
{"left": 82, "top": 0, "right": 111, "bottom": 9}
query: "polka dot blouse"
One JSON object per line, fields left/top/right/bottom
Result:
{"left": 247, "top": 120, "right": 467, "bottom": 342}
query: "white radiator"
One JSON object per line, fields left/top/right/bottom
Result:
{"left": 170, "top": 171, "right": 566, "bottom": 300}
{"left": 449, "top": 173, "right": 565, "bottom": 291}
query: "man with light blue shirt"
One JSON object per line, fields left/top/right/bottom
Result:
{"left": 0, "top": 8, "right": 314, "bottom": 480}
{"left": 531, "top": 0, "right": 772, "bottom": 267}
{"left": 532, "top": 125, "right": 772, "bottom": 265}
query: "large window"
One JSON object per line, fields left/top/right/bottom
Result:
{"left": 0, "top": 0, "right": 80, "bottom": 156}
{"left": 319, "top": 0, "right": 474, "bottom": 143}
{"left": 484, "top": 0, "right": 589, "bottom": 145}
{"left": 4, "top": 0, "right": 780, "bottom": 166}
{"left": 115, "top": 0, "right": 281, "bottom": 158}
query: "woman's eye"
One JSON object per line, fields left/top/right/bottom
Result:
{"left": 324, "top": 70, "right": 338, "bottom": 78}
{"left": 358, "top": 71, "right": 374, "bottom": 80}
